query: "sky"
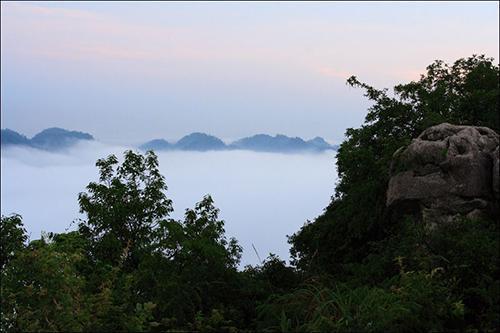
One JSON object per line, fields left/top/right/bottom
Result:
{"left": 1, "top": 1, "right": 498, "bottom": 144}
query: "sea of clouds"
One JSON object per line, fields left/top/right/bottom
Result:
{"left": 1, "top": 141, "right": 337, "bottom": 267}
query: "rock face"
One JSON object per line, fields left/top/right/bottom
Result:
{"left": 387, "top": 123, "right": 499, "bottom": 227}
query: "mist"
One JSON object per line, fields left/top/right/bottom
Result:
{"left": 1, "top": 142, "right": 337, "bottom": 267}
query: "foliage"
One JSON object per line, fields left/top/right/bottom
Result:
{"left": 1, "top": 55, "right": 498, "bottom": 331}
{"left": 257, "top": 269, "right": 463, "bottom": 333}
{"left": 0, "top": 214, "right": 27, "bottom": 270}
{"left": 78, "top": 150, "right": 173, "bottom": 269}
{"left": 1, "top": 234, "right": 88, "bottom": 332}
{"left": 289, "top": 54, "right": 499, "bottom": 274}
{"left": 286, "top": 54, "right": 499, "bottom": 331}
{"left": 425, "top": 217, "right": 500, "bottom": 329}
{"left": 144, "top": 195, "right": 244, "bottom": 330}
{"left": 178, "top": 195, "right": 242, "bottom": 270}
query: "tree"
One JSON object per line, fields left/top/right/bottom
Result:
{"left": 179, "top": 195, "right": 242, "bottom": 271}
{"left": 1, "top": 232, "right": 89, "bottom": 332}
{"left": 285, "top": 54, "right": 499, "bottom": 332}
{"left": 0, "top": 214, "right": 27, "bottom": 271}
{"left": 289, "top": 55, "right": 499, "bottom": 274}
{"left": 77, "top": 150, "right": 173, "bottom": 269}
{"left": 76, "top": 150, "right": 244, "bottom": 330}
{"left": 143, "top": 195, "right": 244, "bottom": 329}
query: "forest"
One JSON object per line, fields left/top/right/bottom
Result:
{"left": 1, "top": 55, "right": 499, "bottom": 332}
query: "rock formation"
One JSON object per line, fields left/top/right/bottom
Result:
{"left": 387, "top": 123, "right": 499, "bottom": 227}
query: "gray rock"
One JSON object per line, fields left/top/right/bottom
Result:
{"left": 387, "top": 123, "right": 499, "bottom": 226}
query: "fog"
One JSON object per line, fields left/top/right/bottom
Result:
{"left": 1, "top": 142, "right": 337, "bottom": 267}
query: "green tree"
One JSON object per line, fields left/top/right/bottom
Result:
{"left": 76, "top": 150, "right": 245, "bottom": 330}
{"left": 143, "top": 195, "right": 244, "bottom": 330}
{"left": 289, "top": 55, "right": 499, "bottom": 275}
{"left": 0, "top": 214, "right": 27, "bottom": 271}
{"left": 1, "top": 234, "right": 89, "bottom": 332}
{"left": 179, "top": 195, "right": 242, "bottom": 271}
{"left": 78, "top": 150, "right": 173, "bottom": 269}
{"left": 285, "top": 54, "right": 499, "bottom": 331}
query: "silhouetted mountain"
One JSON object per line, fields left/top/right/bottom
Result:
{"left": 30, "top": 127, "right": 94, "bottom": 150}
{"left": 2, "top": 127, "right": 94, "bottom": 150}
{"left": 174, "top": 132, "right": 227, "bottom": 151}
{"left": 307, "top": 137, "right": 336, "bottom": 150}
{"left": 230, "top": 134, "right": 334, "bottom": 152}
{"left": 3, "top": 127, "right": 336, "bottom": 153}
{"left": 139, "top": 133, "right": 336, "bottom": 153}
{"left": 1, "top": 129, "right": 31, "bottom": 146}
{"left": 139, "top": 139, "right": 172, "bottom": 151}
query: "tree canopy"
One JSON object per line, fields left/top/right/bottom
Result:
{"left": 289, "top": 54, "right": 499, "bottom": 274}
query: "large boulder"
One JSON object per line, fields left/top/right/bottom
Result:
{"left": 387, "top": 123, "right": 499, "bottom": 227}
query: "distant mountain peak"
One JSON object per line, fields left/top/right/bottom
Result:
{"left": 1, "top": 128, "right": 31, "bottom": 146}
{"left": 230, "top": 133, "right": 332, "bottom": 152}
{"left": 2, "top": 127, "right": 94, "bottom": 150}
{"left": 32, "top": 127, "right": 94, "bottom": 139}
{"left": 3, "top": 127, "right": 338, "bottom": 153}
{"left": 31, "top": 127, "right": 93, "bottom": 150}
{"left": 139, "top": 139, "right": 172, "bottom": 151}
{"left": 307, "top": 136, "right": 332, "bottom": 149}
{"left": 175, "top": 132, "right": 226, "bottom": 151}
{"left": 310, "top": 136, "right": 328, "bottom": 143}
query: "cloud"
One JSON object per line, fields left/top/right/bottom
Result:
{"left": 2, "top": 3, "right": 183, "bottom": 62}
{"left": 1, "top": 2, "right": 285, "bottom": 65}
{"left": 1, "top": 142, "right": 337, "bottom": 267}
{"left": 3, "top": 2, "right": 497, "bottom": 83}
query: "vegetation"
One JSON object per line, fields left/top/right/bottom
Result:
{"left": 1, "top": 55, "right": 498, "bottom": 331}
{"left": 290, "top": 55, "right": 498, "bottom": 274}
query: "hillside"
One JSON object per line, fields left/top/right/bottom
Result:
{"left": 1, "top": 127, "right": 94, "bottom": 150}
{"left": 174, "top": 132, "right": 227, "bottom": 151}
{"left": 0, "top": 129, "right": 31, "bottom": 146}
{"left": 140, "top": 133, "right": 336, "bottom": 153}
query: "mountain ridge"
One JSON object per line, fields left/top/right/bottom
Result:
{"left": 1, "top": 127, "right": 94, "bottom": 150}
{"left": 2, "top": 128, "right": 338, "bottom": 153}
{"left": 142, "top": 133, "right": 337, "bottom": 152}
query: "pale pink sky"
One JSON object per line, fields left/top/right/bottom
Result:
{"left": 1, "top": 1, "right": 498, "bottom": 143}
